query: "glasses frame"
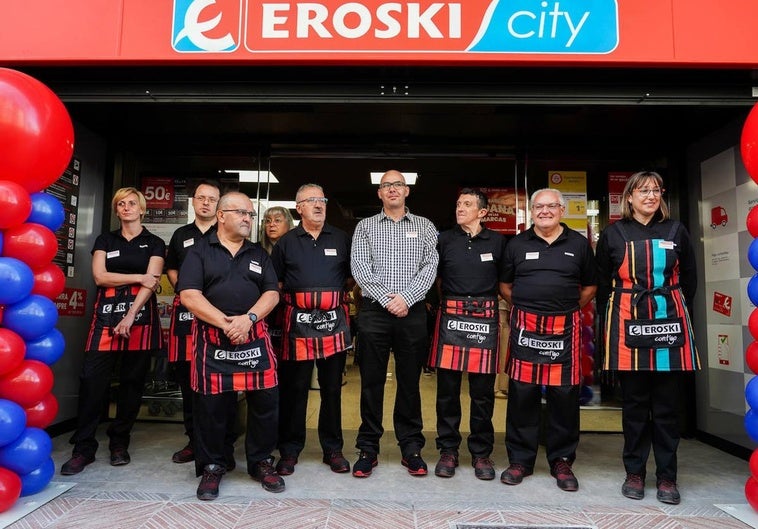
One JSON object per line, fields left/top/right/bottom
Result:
{"left": 193, "top": 195, "right": 219, "bottom": 203}
{"left": 634, "top": 187, "right": 664, "bottom": 197}
{"left": 220, "top": 209, "right": 256, "bottom": 219}
{"left": 296, "top": 197, "right": 329, "bottom": 205}
{"left": 531, "top": 202, "right": 563, "bottom": 211}
{"left": 379, "top": 181, "right": 407, "bottom": 190}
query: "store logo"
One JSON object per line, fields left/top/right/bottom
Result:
{"left": 172, "top": 0, "right": 241, "bottom": 52}
{"left": 468, "top": 0, "right": 618, "bottom": 54}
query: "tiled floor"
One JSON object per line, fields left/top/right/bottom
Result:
{"left": 9, "top": 359, "right": 753, "bottom": 528}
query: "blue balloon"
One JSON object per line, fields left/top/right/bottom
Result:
{"left": 0, "top": 399, "right": 26, "bottom": 448}
{"left": 748, "top": 377, "right": 758, "bottom": 410}
{"left": 19, "top": 457, "right": 54, "bottom": 497}
{"left": 579, "top": 385, "right": 594, "bottom": 405}
{"left": 0, "top": 257, "right": 33, "bottom": 305}
{"left": 26, "top": 193, "right": 65, "bottom": 232}
{"left": 749, "top": 275, "right": 758, "bottom": 307}
{"left": 0, "top": 231, "right": 4, "bottom": 254}
{"left": 0, "top": 427, "right": 52, "bottom": 475}
{"left": 747, "top": 409, "right": 758, "bottom": 442}
{"left": 25, "top": 328, "right": 65, "bottom": 365}
{"left": 3, "top": 295, "right": 58, "bottom": 341}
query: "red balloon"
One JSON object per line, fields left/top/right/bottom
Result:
{"left": 2, "top": 223, "right": 58, "bottom": 270}
{"left": 0, "top": 181, "right": 31, "bottom": 230}
{"left": 749, "top": 207, "right": 758, "bottom": 238}
{"left": 582, "top": 374, "right": 594, "bottom": 386}
{"left": 581, "top": 353, "right": 594, "bottom": 377}
{"left": 0, "top": 467, "right": 21, "bottom": 513}
{"left": 749, "top": 342, "right": 758, "bottom": 375}
{"left": 31, "top": 263, "right": 65, "bottom": 300}
{"left": 0, "top": 329, "right": 25, "bottom": 378}
{"left": 24, "top": 392, "right": 58, "bottom": 429}
{"left": 742, "top": 103, "right": 758, "bottom": 184}
{"left": 747, "top": 476, "right": 758, "bottom": 511}
{"left": 750, "top": 310, "right": 758, "bottom": 341}
{"left": 0, "top": 69, "right": 74, "bottom": 193}
{"left": 0, "top": 360, "right": 54, "bottom": 408}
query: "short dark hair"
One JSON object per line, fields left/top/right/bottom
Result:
{"left": 191, "top": 179, "right": 222, "bottom": 196}
{"left": 459, "top": 188, "right": 488, "bottom": 210}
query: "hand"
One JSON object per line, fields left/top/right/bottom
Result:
{"left": 224, "top": 315, "right": 250, "bottom": 345}
{"left": 140, "top": 274, "right": 160, "bottom": 292}
{"left": 385, "top": 293, "right": 409, "bottom": 318}
{"left": 114, "top": 312, "right": 135, "bottom": 338}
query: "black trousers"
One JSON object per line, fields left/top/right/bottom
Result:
{"left": 69, "top": 349, "right": 152, "bottom": 458}
{"left": 277, "top": 352, "right": 347, "bottom": 457}
{"left": 505, "top": 379, "right": 580, "bottom": 470}
{"left": 170, "top": 360, "right": 194, "bottom": 446}
{"left": 355, "top": 301, "right": 427, "bottom": 456}
{"left": 435, "top": 368, "right": 496, "bottom": 458}
{"left": 618, "top": 370, "right": 682, "bottom": 482}
{"left": 193, "top": 387, "right": 278, "bottom": 477}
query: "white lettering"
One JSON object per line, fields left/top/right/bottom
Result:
{"left": 408, "top": 3, "right": 444, "bottom": 39}
{"left": 507, "top": 1, "right": 589, "bottom": 48}
{"left": 447, "top": 321, "right": 491, "bottom": 333}
{"left": 333, "top": 3, "right": 372, "bottom": 38}
{"left": 375, "top": 3, "right": 402, "bottom": 38}
{"left": 214, "top": 347, "right": 262, "bottom": 361}
{"left": 629, "top": 323, "right": 682, "bottom": 336}
{"left": 262, "top": 4, "right": 290, "bottom": 38}
{"left": 297, "top": 3, "right": 332, "bottom": 38}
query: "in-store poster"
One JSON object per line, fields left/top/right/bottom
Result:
{"left": 548, "top": 170, "right": 587, "bottom": 237}
{"left": 478, "top": 187, "right": 527, "bottom": 235}
{"left": 608, "top": 172, "right": 633, "bottom": 223}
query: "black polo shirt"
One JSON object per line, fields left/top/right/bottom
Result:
{"left": 271, "top": 223, "right": 351, "bottom": 290}
{"left": 92, "top": 228, "right": 165, "bottom": 274}
{"left": 176, "top": 232, "right": 278, "bottom": 316}
{"left": 437, "top": 225, "right": 507, "bottom": 297}
{"left": 503, "top": 223, "right": 597, "bottom": 313}
{"left": 165, "top": 222, "right": 217, "bottom": 271}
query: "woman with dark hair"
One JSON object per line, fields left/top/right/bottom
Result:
{"left": 61, "top": 187, "right": 165, "bottom": 475}
{"left": 596, "top": 171, "right": 700, "bottom": 505}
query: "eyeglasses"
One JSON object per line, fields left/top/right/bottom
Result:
{"left": 296, "top": 197, "right": 328, "bottom": 205}
{"left": 193, "top": 195, "right": 219, "bottom": 203}
{"left": 532, "top": 203, "right": 563, "bottom": 211}
{"left": 221, "top": 209, "right": 256, "bottom": 219}
{"left": 635, "top": 188, "right": 663, "bottom": 197}
{"left": 379, "top": 181, "right": 407, "bottom": 190}
{"left": 264, "top": 217, "right": 286, "bottom": 225}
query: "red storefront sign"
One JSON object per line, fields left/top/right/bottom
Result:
{"left": 55, "top": 288, "right": 87, "bottom": 317}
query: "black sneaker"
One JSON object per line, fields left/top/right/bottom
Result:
{"left": 473, "top": 457, "right": 495, "bottom": 481}
{"left": 110, "top": 447, "right": 130, "bottom": 466}
{"left": 622, "top": 473, "right": 645, "bottom": 500}
{"left": 197, "top": 464, "right": 224, "bottom": 501}
{"left": 251, "top": 458, "right": 286, "bottom": 493}
{"left": 352, "top": 451, "right": 378, "bottom": 478}
{"left": 401, "top": 453, "right": 428, "bottom": 476}
{"left": 60, "top": 453, "right": 95, "bottom": 475}
{"left": 550, "top": 459, "right": 578, "bottom": 491}
{"left": 656, "top": 479, "right": 681, "bottom": 505}
{"left": 434, "top": 452, "right": 458, "bottom": 478}
{"left": 172, "top": 444, "right": 194, "bottom": 464}
{"left": 323, "top": 451, "right": 350, "bottom": 473}
{"left": 500, "top": 463, "right": 532, "bottom": 485}
{"left": 275, "top": 454, "right": 298, "bottom": 476}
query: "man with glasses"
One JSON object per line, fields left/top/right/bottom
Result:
{"left": 165, "top": 179, "right": 221, "bottom": 465}
{"left": 178, "top": 192, "right": 283, "bottom": 500}
{"left": 271, "top": 183, "right": 352, "bottom": 476}
{"left": 500, "top": 188, "right": 597, "bottom": 492}
{"left": 350, "top": 170, "right": 439, "bottom": 477}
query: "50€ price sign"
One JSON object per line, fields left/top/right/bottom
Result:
{"left": 141, "top": 177, "right": 175, "bottom": 209}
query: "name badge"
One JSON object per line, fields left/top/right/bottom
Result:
{"left": 324, "top": 248, "right": 337, "bottom": 256}
{"left": 659, "top": 240, "right": 675, "bottom": 250}
{"left": 406, "top": 231, "right": 418, "bottom": 238}
{"left": 183, "top": 238, "right": 195, "bottom": 248}
{"left": 480, "top": 252, "right": 493, "bottom": 262}
{"left": 525, "top": 252, "right": 539, "bottom": 260}
{"left": 249, "top": 262, "right": 262, "bottom": 274}
{"left": 106, "top": 250, "right": 120, "bottom": 259}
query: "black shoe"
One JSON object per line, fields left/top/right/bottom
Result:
{"left": 434, "top": 452, "right": 458, "bottom": 478}
{"left": 352, "top": 451, "right": 378, "bottom": 478}
{"left": 550, "top": 459, "right": 578, "bottom": 491}
{"left": 473, "top": 457, "right": 495, "bottom": 481}
{"left": 110, "top": 447, "right": 131, "bottom": 466}
{"left": 323, "top": 451, "right": 350, "bottom": 473}
{"left": 172, "top": 445, "right": 194, "bottom": 464}
{"left": 622, "top": 473, "right": 645, "bottom": 500}
{"left": 500, "top": 463, "right": 532, "bottom": 485}
{"left": 197, "top": 464, "right": 224, "bottom": 501}
{"left": 251, "top": 458, "right": 286, "bottom": 493}
{"left": 275, "top": 454, "right": 298, "bottom": 476}
{"left": 656, "top": 479, "right": 681, "bottom": 505}
{"left": 401, "top": 453, "right": 428, "bottom": 476}
{"left": 60, "top": 453, "right": 95, "bottom": 475}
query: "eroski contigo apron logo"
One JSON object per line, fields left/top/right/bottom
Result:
{"left": 171, "top": 0, "right": 618, "bottom": 54}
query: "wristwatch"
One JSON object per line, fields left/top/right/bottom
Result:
{"left": 248, "top": 312, "right": 258, "bottom": 323}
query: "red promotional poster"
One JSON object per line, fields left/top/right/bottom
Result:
{"left": 479, "top": 187, "right": 527, "bottom": 235}
{"left": 608, "top": 172, "right": 633, "bottom": 223}
{"left": 712, "top": 291, "right": 733, "bottom": 317}
{"left": 141, "top": 177, "right": 175, "bottom": 209}
{"left": 55, "top": 287, "right": 87, "bottom": 317}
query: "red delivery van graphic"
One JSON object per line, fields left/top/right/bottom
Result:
{"left": 710, "top": 206, "right": 728, "bottom": 228}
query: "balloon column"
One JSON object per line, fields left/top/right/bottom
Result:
{"left": 0, "top": 68, "right": 73, "bottom": 510}
{"left": 742, "top": 102, "right": 758, "bottom": 511}
{"left": 579, "top": 301, "right": 596, "bottom": 405}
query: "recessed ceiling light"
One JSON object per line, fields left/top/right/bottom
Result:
{"left": 370, "top": 172, "right": 418, "bottom": 185}
{"left": 224, "top": 170, "right": 279, "bottom": 183}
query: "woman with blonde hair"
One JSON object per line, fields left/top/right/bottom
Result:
{"left": 260, "top": 206, "right": 295, "bottom": 254}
